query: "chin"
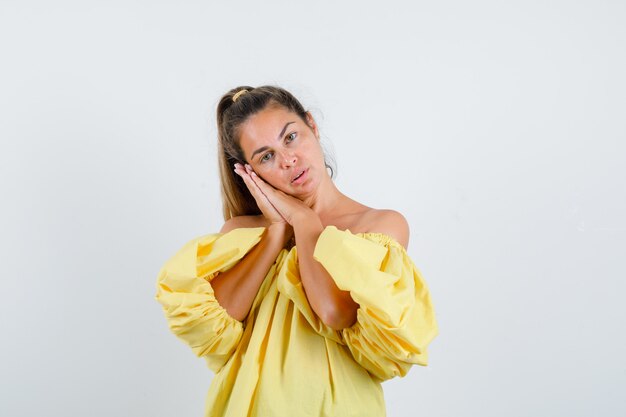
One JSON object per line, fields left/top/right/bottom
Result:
{"left": 292, "top": 180, "right": 318, "bottom": 198}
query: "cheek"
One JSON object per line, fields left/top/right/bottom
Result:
{"left": 306, "top": 143, "right": 325, "bottom": 164}
{"left": 256, "top": 166, "right": 281, "bottom": 186}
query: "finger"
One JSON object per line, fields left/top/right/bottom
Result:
{"left": 250, "top": 174, "right": 291, "bottom": 209}
{"left": 250, "top": 175, "right": 278, "bottom": 205}
{"left": 245, "top": 165, "right": 278, "bottom": 200}
{"left": 245, "top": 174, "right": 289, "bottom": 220}
{"left": 243, "top": 164, "right": 269, "bottom": 193}
{"left": 239, "top": 164, "right": 293, "bottom": 216}
{"left": 234, "top": 166, "right": 287, "bottom": 221}
{"left": 234, "top": 165, "right": 261, "bottom": 195}
{"left": 245, "top": 172, "right": 299, "bottom": 223}
{"left": 235, "top": 167, "right": 264, "bottom": 198}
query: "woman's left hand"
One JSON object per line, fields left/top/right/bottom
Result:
{"left": 245, "top": 164, "right": 313, "bottom": 225}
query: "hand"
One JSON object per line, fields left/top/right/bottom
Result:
{"left": 233, "top": 162, "right": 286, "bottom": 226}
{"left": 244, "top": 164, "right": 313, "bottom": 226}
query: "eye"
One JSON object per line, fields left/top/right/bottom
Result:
{"left": 260, "top": 151, "right": 274, "bottom": 163}
{"left": 285, "top": 132, "right": 297, "bottom": 143}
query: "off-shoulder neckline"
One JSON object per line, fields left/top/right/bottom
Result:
{"left": 343, "top": 228, "right": 406, "bottom": 250}
{"left": 221, "top": 225, "right": 406, "bottom": 251}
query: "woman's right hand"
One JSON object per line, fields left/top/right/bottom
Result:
{"left": 234, "top": 162, "right": 285, "bottom": 224}
{"left": 235, "top": 163, "right": 286, "bottom": 224}
{"left": 234, "top": 162, "right": 294, "bottom": 247}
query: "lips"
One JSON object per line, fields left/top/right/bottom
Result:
{"left": 291, "top": 168, "right": 306, "bottom": 183}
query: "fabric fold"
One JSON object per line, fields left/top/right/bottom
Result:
{"left": 276, "top": 248, "right": 344, "bottom": 343}
{"left": 313, "top": 225, "right": 439, "bottom": 381}
{"left": 155, "top": 227, "right": 266, "bottom": 372}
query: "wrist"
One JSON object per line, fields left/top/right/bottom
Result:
{"left": 291, "top": 207, "right": 313, "bottom": 223}
{"left": 267, "top": 222, "right": 293, "bottom": 247}
{"left": 293, "top": 210, "right": 323, "bottom": 234}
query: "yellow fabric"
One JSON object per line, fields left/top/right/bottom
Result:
{"left": 155, "top": 225, "right": 438, "bottom": 417}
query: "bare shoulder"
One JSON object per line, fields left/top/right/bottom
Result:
{"left": 219, "top": 215, "right": 268, "bottom": 233}
{"left": 362, "top": 209, "right": 410, "bottom": 249}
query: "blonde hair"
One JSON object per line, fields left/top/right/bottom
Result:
{"left": 216, "top": 85, "right": 335, "bottom": 221}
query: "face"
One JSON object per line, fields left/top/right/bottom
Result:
{"left": 238, "top": 105, "right": 325, "bottom": 197}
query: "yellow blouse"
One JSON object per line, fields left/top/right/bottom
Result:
{"left": 155, "top": 225, "right": 438, "bottom": 417}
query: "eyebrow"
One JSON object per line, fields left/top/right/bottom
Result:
{"left": 250, "top": 121, "right": 295, "bottom": 161}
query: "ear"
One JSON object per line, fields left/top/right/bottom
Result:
{"left": 305, "top": 111, "right": 320, "bottom": 139}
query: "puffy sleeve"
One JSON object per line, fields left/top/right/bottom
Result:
{"left": 313, "top": 225, "right": 438, "bottom": 381}
{"left": 154, "top": 227, "right": 266, "bottom": 372}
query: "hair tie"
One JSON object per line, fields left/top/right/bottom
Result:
{"left": 232, "top": 89, "right": 249, "bottom": 103}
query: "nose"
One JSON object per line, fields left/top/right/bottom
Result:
{"left": 280, "top": 152, "right": 297, "bottom": 168}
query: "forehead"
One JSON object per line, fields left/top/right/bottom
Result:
{"left": 240, "top": 106, "right": 297, "bottom": 138}
{"left": 239, "top": 106, "right": 300, "bottom": 153}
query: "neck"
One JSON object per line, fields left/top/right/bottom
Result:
{"left": 300, "top": 171, "right": 346, "bottom": 219}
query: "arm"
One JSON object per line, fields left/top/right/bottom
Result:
{"left": 238, "top": 165, "right": 358, "bottom": 329}
{"left": 239, "top": 165, "right": 410, "bottom": 331}
{"left": 312, "top": 224, "right": 438, "bottom": 380}
{"left": 293, "top": 209, "right": 410, "bottom": 330}
{"left": 210, "top": 162, "right": 295, "bottom": 321}
{"left": 211, "top": 221, "right": 291, "bottom": 322}
{"left": 292, "top": 211, "right": 360, "bottom": 330}
{"left": 154, "top": 227, "right": 273, "bottom": 372}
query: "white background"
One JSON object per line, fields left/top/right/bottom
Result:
{"left": 1, "top": 1, "right": 625, "bottom": 416}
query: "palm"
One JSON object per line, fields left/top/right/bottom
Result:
{"left": 244, "top": 165, "right": 310, "bottom": 225}
{"left": 233, "top": 163, "right": 285, "bottom": 224}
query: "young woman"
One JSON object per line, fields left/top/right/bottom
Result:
{"left": 155, "top": 85, "right": 438, "bottom": 417}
